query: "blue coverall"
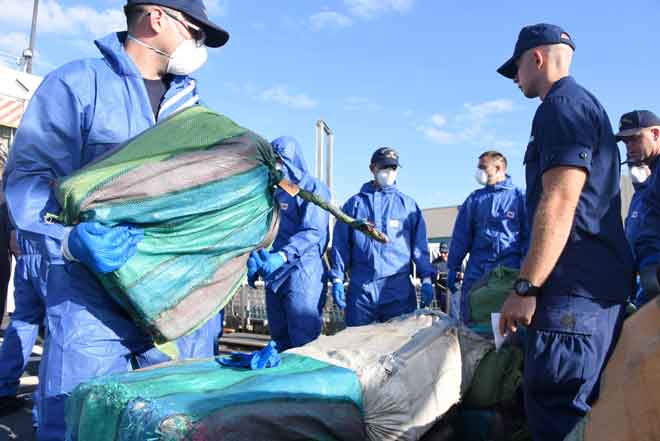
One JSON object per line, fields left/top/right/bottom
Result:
{"left": 448, "top": 176, "right": 528, "bottom": 323}
{"left": 522, "top": 76, "right": 633, "bottom": 441}
{"left": 624, "top": 181, "right": 649, "bottom": 306}
{"left": 3, "top": 32, "right": 222, "bottom": 440}
{"left": 330, "top": 181, "right": 435, "bottom": 326}
{"left": 265, "top": 137, "right": 330, "bottom": 352}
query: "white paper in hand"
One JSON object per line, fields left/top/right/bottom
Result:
{"left": 491, "top": 312, "right": 505, "bottom": 351}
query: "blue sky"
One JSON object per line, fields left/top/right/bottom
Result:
{"left": 1, "top": 0, "right": 658, "bottom": 208}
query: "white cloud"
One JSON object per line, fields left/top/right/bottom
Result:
{"left": 0, "top": 0, "right": 125, "bottom": 38}
{"left": 419, "top": 99, "right": 515, "bottom": 146}
{"left": 345, "top": 0, "right": 414, "bottom": 18}
{"left": 260, "top": 86, "right": 318, "bottom": 110}
{"left": 310, "top": 11, "right": 353, "bottom": 31}
{"left": 309, "top": 0, "right": 413, "bottom": 31}
{"left": 0, "top": 32, "right": 28, "bottom": 55}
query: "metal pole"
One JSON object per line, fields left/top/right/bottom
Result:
{"left": 325, "top": 125, "right": 333, "bottom": 203}
{"left": 315, "top": 120, "right": 325, "bottom": 180}
{"left": 26, "top": 0, "right": 39, "bottom": 73}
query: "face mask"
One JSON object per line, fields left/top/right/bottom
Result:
{"left": 475, "top": 169, "right": 489, "bottom": 186}
{"left": 630, "top": 165, "right": 651, "bottom": 185}
{"left": 127, "top": 16, "right": 208, "bottom": 76}
{"left": 376, "top": 169, "right": 397, "bottom": 187}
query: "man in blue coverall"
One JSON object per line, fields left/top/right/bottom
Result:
{"left": 447, "top": 150, "right": 528, "bottom": 323}
{"left": 617, "top": 110, "right": 660, "bottom": 307}
{"left": 3, "top": 1, "right": 229, "bottom": 438}
{"left": 247, "top": 137, "right": 330, "bottom": 352}
{"left": 496, "top": 24, "right": 633, "bottom": 441}
{"left": 329, "top": 147, "right": 436, "bottom": 326}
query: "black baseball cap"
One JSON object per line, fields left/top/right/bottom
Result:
{"left": 615, "top": 110, "right": 660, "bottom": 140}
{"left": 125, "top": 0, "right": 229, "bottom": 47}
{"left": 370, "top": 147, "right": 401, "bottom": 168}
{"left": 439, "top": 242, "right": 449, "bottom": 253}
{"left": 497, "top": 23, "right": 575, "bottom": 79}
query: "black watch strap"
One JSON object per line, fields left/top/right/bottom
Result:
{"left": 513, "top": 278, "right": 541, "bottom": 297}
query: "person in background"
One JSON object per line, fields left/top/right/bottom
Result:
{"left": 3, "top": 1, "right": 229, "bottom": 438}
{"left": 329, "top": 147, "right": 435, "bottom": 326}
{"left": 616, "top": 110, "right": 660, "bottom": 307}
{"left": 247, "top": 136, "right": 330, "bottom": 352}
{"left": 496, "top": 23, "right": 633, "bottom": 441}
{"left": 431, "top": 242, "right": 450, "bottom": 310}
{"left": 447, "top": 151, "right": 528, "bottom": 323}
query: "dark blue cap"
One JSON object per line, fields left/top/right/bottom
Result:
{"left": 615, "top": 110, "right": 660, "bottom": 140}
{"left": 125, "top": 0, "right": 229, "bottom": 47}
{"left": 497, "top": 23, "right": 575, "bottom": 79}
{"left": 439, "top": 242, "right": 449, "bottom": 253}
{"left": 370, "top": 147, "right": 400, "bottom": 168}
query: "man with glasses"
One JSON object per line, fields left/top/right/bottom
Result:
{"left": 3, "top": 1, "right": 229, "bottom": 438}
{"left": 330, "top": 148, "right": 435, "bottom": 326}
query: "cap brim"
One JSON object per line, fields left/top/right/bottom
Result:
{"left": 497, "top": 56, "right": 517, "bottom": 79}
{"left": 373, "top": 158, "right": 400, "bottom": 168}
{"left": 195, "top": 17, "right": 229, "bottom": 47}
{"left": 615, "top": 128, "right": 643, "bottom": 141}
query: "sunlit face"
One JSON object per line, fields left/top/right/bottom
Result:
{"left": 622, "top": 128, "right": 660, "bottom": 164}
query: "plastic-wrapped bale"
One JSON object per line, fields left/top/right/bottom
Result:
{"left": 289, "top": 311, "right": 492, "bottom": 441}
{"left": 564, "top": 298, "right": 660, "bottom": 441}
{"left": 65, "top": 311, "right": 491, "bottom": 441}
{"left": 55, "top": 106, "right": 279, "bottom": 342}
{"left": 65, "top": 354, "right": 365, "bottom": 441}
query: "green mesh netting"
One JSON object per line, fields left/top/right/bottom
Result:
{"left": 55, "top": 106, "right": 280, "bottom": 342}
{"left": 469, "top": 266, "right": 520, "bottom": 328}
{"left": 65, "top": 354, "right": 365, "bottom": 441}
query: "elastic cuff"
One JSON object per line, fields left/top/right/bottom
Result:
{"left": 61, "top": 227, "right": 79, "bottom": 262}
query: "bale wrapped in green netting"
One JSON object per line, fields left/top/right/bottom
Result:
{"left": 469, "top": 266, "right": 520, "bottom": 328}
{"left": 55, "top": 106, "right": 280, "bottom": 342}
{"left": 65, "top": 353, "right": 365, "bottom": 441}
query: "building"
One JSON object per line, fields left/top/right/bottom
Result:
{"left": 0, "top": 64, "right": 42, "bottom": 167}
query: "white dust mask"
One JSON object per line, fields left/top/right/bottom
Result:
{"left": 475, "top": 169, "right": 489, "bottom": 186}
{"left": 630, "top": 165, "right": 651, "bottom": 185}
{"left": 376, "top": 169, "right": 398, "bottom": 187}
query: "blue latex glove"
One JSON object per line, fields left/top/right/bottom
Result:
{"left": 447, "top": 270, "right": 458, "bottom": 293}
{"left": 217, "top": 341, "right": 281, "bottom": 370}
{"left": 257, "top": 248, "right": 286, "bottom": 278}
{"left": 420, "top": 282, "right": 434, "bottom": 308}
{"left": 332, "top": 281, "right": 346, "bottom": 310}
{"left": 247, "top": 251, "right": 261, "bottom": 288}
{"left": 67, "top": 222, "right": 143, "bottom": 273}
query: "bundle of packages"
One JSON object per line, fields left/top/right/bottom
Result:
{"left": 65, "top": 354, "right": 365, "bottom": 441}
{"left": 66, "top": 312, "right": 493, "bottom": 441}
{"left": 564, "top": 299, "right": 660, "bottom": 441}
{"left": 55, "top": 106, "right": 279, "bottom": 342}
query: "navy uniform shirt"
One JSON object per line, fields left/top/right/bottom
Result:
{"left": 634, "top": 160, "right": 660, "bottom": 266}
{"left": 524, "top": 76, "right": 633, "bottom": 302}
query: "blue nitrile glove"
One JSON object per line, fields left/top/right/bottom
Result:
{"left": 332, "top": 281, "right": 346, "bottom": 310}
{"left": 257, "top": 248, "right": 286, "bottom": 278}
{"left": 421, "top": 282, "right": 434, "bottom": 308}
{"left": 247, "top": 251, "right": 261, "bottom": 288}
{"left": 447, "top": 270, "right": 458, "bottom": 293}
{"left": 217, "top": 341, "right": 281, "bottom": 370}
{"left": 65, "top": 222, "right": 143, "bottom": 273}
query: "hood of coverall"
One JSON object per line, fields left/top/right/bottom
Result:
{"left": 271, "top": 136, "right": 310, "bottom": 185}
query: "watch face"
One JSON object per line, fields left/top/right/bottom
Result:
{"left": 515, "top": 279, "right": 531, "bottom": 295}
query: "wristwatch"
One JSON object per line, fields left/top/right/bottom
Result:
{"left": 513, "top": 278, "right": 541, "bottom": 297}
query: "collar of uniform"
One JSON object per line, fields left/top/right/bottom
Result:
{"left": 95, "top": 32, "right": 144, "bottom": 78}
{"left": 360, "top": 181, "right": 397, "bottom": 194}
{"left": 544, "top": 75, "right": 576, "bottom": 100}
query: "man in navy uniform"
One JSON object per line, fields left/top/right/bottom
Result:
{"left": 496, "top": 24, "right": 633, "bottom": 441}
